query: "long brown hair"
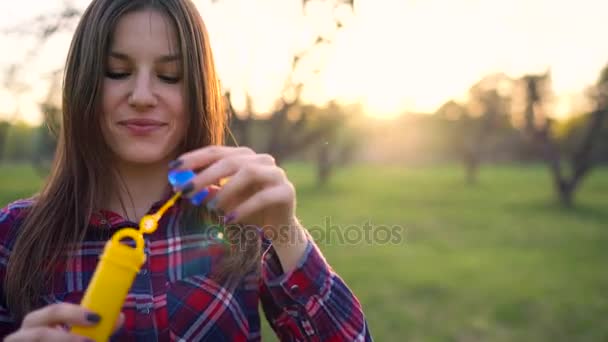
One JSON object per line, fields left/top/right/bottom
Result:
{"left": 6, "top": 0, "right": 260, "bottom": 320}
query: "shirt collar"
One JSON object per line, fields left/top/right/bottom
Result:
{"left": 90, "top": 186, "right": 181, "bottom": 229}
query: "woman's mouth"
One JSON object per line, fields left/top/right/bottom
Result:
{"left": 118, "top": 119, "right": 167, "bottom": 136}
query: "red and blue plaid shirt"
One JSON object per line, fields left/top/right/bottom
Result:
{"left": 0, "top": 198, "right": 371, "bottom": 341}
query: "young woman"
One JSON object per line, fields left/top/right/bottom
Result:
{"left": 0, "top": 0, "right": 371, "bottom": 341}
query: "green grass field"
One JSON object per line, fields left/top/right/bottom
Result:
{"left": 1, "top": 163, "right": 607, "bottom": 341}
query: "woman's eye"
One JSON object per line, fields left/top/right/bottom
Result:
{"left": 158, "top": 75, "right": 181, "bottom": 84}
{"left": 105, "top": 71, "right": 130, "bottom": 79}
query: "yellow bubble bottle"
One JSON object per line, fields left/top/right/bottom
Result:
{"left": 71, "top": 192, "right": 182, "bottom": 341}
{"left": 70, "top": 228, "right": 145, "bottom": 341}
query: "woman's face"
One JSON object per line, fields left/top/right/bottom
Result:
{"left": 102, "top": 8, "right": 187, "bottom": 167}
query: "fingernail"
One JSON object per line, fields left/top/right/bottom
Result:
{"left": 168, "top": 159, "right": 183, "bottom": 170}
{"left": 224, "top": 211, "right": 237, "bottom": 224}
{"left": 86, "top": 312, "right": 101, "bottom": 323}
{"left": 206, "top": 197, "right": 218, "bottom": 211}
{"left": 181, "top": 182, "right": 195, "bottom": 196}
{"left": 190, "top": 188, "right": 210, "bottom": 206}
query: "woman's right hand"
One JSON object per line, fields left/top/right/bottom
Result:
{"left": 5, "top": 303, "right": 124, "bottom": 342}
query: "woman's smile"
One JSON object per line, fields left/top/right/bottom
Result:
{"left": 118, "top": 118, "right": 168, "bottom": 136}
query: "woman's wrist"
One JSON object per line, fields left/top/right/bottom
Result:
{"left": 269, "top": 217, "right": 309, "bottom": 274}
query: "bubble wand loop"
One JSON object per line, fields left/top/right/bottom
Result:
{"left": 139, "top": 191, "right": 182, "bottom": 234}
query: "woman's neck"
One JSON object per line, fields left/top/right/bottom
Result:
{"left": 107, "top": 160, "right": 171, "bottom": 222}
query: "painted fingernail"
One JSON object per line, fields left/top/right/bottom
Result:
{"left": 86, "top": 312, "right": 101, "bottom": 323}
{"left": 191, "top": 188, "right": 210, "bottom": 206}
{"left": 224, "top": 212, "right": 237, "bottom": 224}
{"left": 168, "top": 159, "right": 183, "bottom": 170}
{"left": 206, "top": 197, "right": 218, "bottom": 211}
{"left": 181, "top": 182, "right": 195, "bottom": 196}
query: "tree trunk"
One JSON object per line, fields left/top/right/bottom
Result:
{"left": 557, "top": 182, "right": 575, "bottom": 208}
{"left": 317, "top": 143, "right": 331, "bottom": 187}
{"left": 0, "top": 125, "right": 8, "bottom": 162}
{"left": 464, "top": 154, "right": 479, "bottom": 185}
{"left": 463, "top": 136, "right": 482, "bottom": 185}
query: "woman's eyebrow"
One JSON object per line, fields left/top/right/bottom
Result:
{"left": 107, "top": 52, "right": 180, "bottom": 64}
{"left": 156, "top": 54, "right": 181, "bottom": 64}
{"left": 108, "top": 51, "right": 130, "bottom": 61}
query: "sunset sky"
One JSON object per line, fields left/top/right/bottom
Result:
{"left": 1, "top": 0, "right": 607, "bottom": 125}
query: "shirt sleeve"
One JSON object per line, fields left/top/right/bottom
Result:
{"left": 0, "top": 203, "right": 22, "bottom": 337}
{"left": 259, "top": 233, "right": 372, "bottom": 341}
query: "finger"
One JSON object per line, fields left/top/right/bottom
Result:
{"left": 174, "top": 146, "right": 255, "bottom": 171}
{"left": 22, "top": 303, "right": 100, "bottom": 329}
{"left": 214, "top": 165, "right": 285, "bottom": 212}
{"left": 5, "top": 327, "right": 88, "bottom": 342}
{"left": 113, "top": 313, "right": 125, "bottom": 333}
{"left": 181, "top": 154, "right": 274, "bottom": 197}
{"left": 225, "top": 184, "right": 295, "bottom": 225}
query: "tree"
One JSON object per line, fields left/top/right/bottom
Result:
{"left": 224, "top": 0, "right": 355, "bottom": 186}
{"left": 437, "top": 74, "right": 514, "bottom": 184}
{"left": 0, "top": 65, "right": 31, "bottom": 164}
{"left": 517, "top": 69, "right": 607, "bottom": 207}
{"left": 302, "top": 102, "right": 358, "bottom": 187}
{"left": 31, "top": 70, "right": 63, "bottom": 175}
{"left": 2, "top": 122, "right": 36, "bottom": 162}
{"left": 0, "top": 121, "right": 10, "bottom": 161}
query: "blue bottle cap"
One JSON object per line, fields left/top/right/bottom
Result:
{"left": 168, "top": 169, "right": 210, "bottom": 206}
{"left": 168, "top": 169, "right": 196, "bottom": 188}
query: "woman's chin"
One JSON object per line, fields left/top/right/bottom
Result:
{"left": 115, "top": 151, "right": 170, "bottom": 167}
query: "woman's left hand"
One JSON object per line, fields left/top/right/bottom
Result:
{"left": 170, "top": 146, "right": 297, "bottom": 240}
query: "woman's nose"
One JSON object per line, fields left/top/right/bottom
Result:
{"left": 128, "top": 72, "right": 158, "bottom": 110}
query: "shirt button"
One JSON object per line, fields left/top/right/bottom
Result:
{"left": 139, "top": 269, "right": 148, "bottom": 275}
{"left": 289, "top": 284, "right": 300, "bottom": 294}
{"left": 139, "top": 307, "right": 150, "bottom": 314}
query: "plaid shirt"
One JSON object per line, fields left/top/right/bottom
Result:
{"left": 0, "top": 198, "right": 371, "bottom": 341}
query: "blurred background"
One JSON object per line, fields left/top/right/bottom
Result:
{"left": 1, "top": 0, "right": 607, "bottom": 340}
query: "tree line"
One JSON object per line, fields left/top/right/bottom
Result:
{"left": 0, "top": 0, "right": 606, "bottom": 207}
